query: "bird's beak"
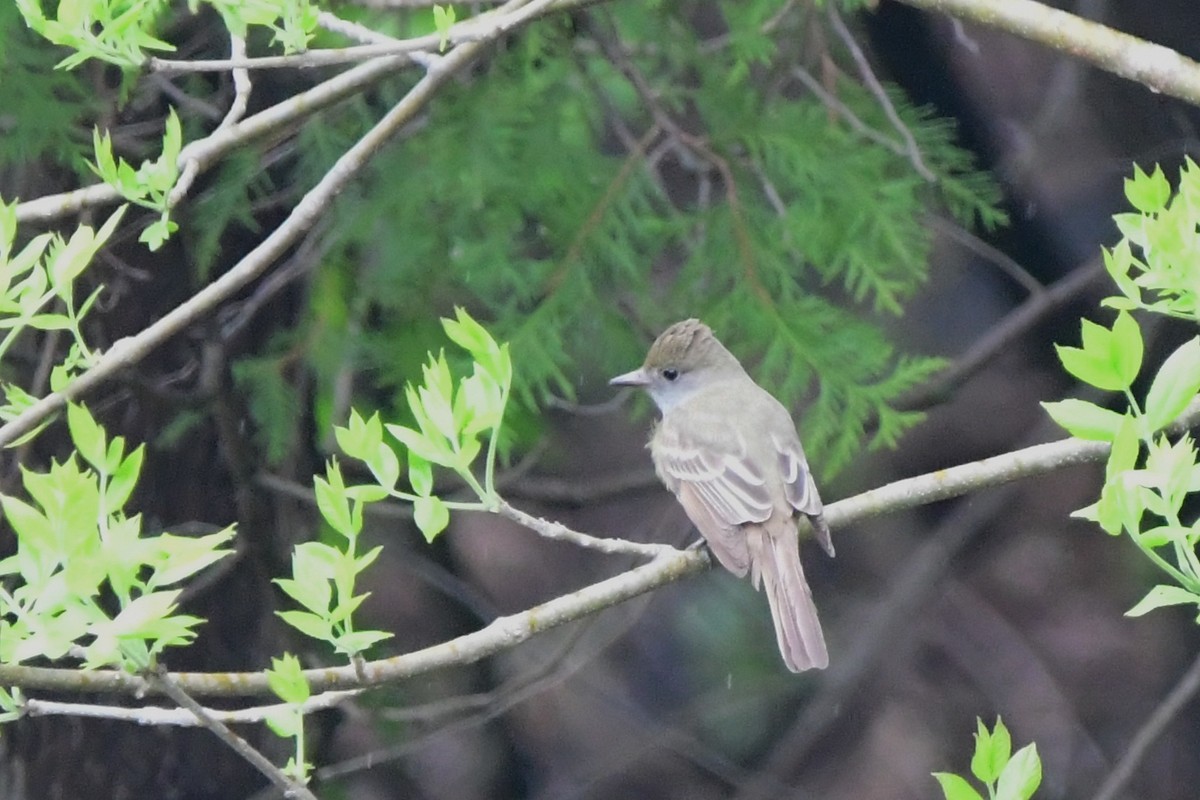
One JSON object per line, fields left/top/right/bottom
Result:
{"left": 609, "top": 367, "right": 650, "bottom": 388}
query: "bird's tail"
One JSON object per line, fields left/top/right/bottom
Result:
{"left": 750, "top": 519, "right": 828, "bottom": 672}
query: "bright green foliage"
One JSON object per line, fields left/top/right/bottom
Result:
{"left": 264, "top": 652, "right": 314, "bottom": 784}
{"left": 1044, "top": 162, "right": 1200, "bottom": 619}
{"left": 274, "top": 458, "right": 392, "bottom": 657}
{"left": 346, "top": 309, "right": 511, "bottom": 539}
{"left": 16, "top": 0, "right": 175, "bottom": 69}
{"left": 1105, "top": 160, "right": 1200, "bottom": 319}
{"left": 433, "top": 4, "right": 456, "bottom": 52}
{"left": 277, "top": 310, "right": 509, "bottom": 654}
{"left": 0, "top": 403, "right": 235, "bottom": 670}
{"left": 0, "top": 200, "right": 124, "bottom": 442}
{"left": 295, "top": 3, "right": 1002, "bottom": 478}
{"left": 90, "top": 109, "right": 182, "bottom": 250}
{"left": 16, "top": 0, "right": 321, "bottom": 69}
{"left": 933, "top": 717, "right": 1042, "bottom": 800}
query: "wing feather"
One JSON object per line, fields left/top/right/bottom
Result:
{"left": 772, "top": 431, "right": 834, "bottom": 557}
{"left": 653, "top": 417, "right": 779, "bottom": 576}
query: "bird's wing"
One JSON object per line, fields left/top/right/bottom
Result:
{"left": 772, "top": 431, "right": 834, "bottom": 557}
{"left": 654, "top": 420, "right": 775, "bottom": 577}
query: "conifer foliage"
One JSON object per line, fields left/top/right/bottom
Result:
{"left": 5, "top": 0, "right": 1001, "bottom": 477}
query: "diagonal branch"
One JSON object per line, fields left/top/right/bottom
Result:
{"left": 7, "top": 398, "right": 1200, "bottom": 699}
{"left": 893, "top": 0, "right": 1200, "bottom": 107}
{"left": 0, "top": 0, "right": 556, "bottom": 449}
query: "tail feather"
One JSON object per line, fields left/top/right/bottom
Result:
{"left": 748, "top": 519, "right": 828, "bottom": 672}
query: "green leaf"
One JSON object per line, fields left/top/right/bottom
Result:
{"left": 107, "top": 445, "right": 145, "bottom": 509}
{"left": 138, "top": 215, "right": 177, "bottom": 251}
{"left": 1126, "top": 584, "right": 1200, "bottom": 617}
{"left": 314, "top": 462, "right": 358, "bottom": 538}
{"left": 161, "top": 109, "right": 182, "bottom": 171}
{"left": 276, "top": 541, "right": 338, "bottom": 612}
{"left": 1056, "top": 315, "right": 1141, "bottom": 392}
{"left": 266, "top": 653, "right": 311, "bottom": 703}
{"left": 1110, "top": 311, "right": 1143, "bottom": 386}
{"left": 1041, "top": 399, "right": 1125, "bottom": 441}
{"left": 3, "top": 497, "right": 56, "bottom": 583}
{"left": 994, "top": 743, "right": 1041, "bottom": 800}
{"left": 432, "top": 4, "right": 456, "bottom": 52}
{"left": 932, "top": 773, "right": 983, "bottom": 800}
{"left": 408, "top": 449, "right": 433, "bottom": 496}
{"left": 1137, "top": 524, "right": 1190, "bottom": 548}
{"left": 66, "top": 403, "right": 107, "bottom": 472}
{"left": 106, "top": 590, "right": 181, "bottom": 636}
{"left": 1055, "top": 345, "right": 1117, "bottom": 392}
{"left": 264, "top": 706, "right": 302, "bottom": 738}
{"left": 971, "top": 717, "right": 1010, "bottom": 784}
{"left": 442, "top": 306, "right": 489, "bottom": 356}
{"left": 1124, "top": 163, "right": 1171, "bottom": 214}
{"left": 413, "top": 495, "right": 449, "bottom": 541}
{"left": 334, "top": 408, "right": 381, "bottom": 461}
{"left": 335, "top": 628, "right": 393, "bottom": 655}
{"left": 278, "top": 609, "right": 334, "bottom": 642}
{"left": 1143, "top": 338, "right": 1200, "bottom": 432}
{"left": 365, "top": 439, "right": 400, "bottom": 492}
{"left": 90, "top": 127, "right": 118, "bottom": 183}
{"left": 388, "top": 423, "right": 455, "bottom": 466}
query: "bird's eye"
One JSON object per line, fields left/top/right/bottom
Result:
{"left": 661, "top": 368, "right": 679, "bottom": 381}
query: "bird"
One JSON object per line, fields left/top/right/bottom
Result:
{"left": 610, "top": 318, "right": 833, "bottom": 671}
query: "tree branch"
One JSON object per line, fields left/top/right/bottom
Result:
{"left": 892, "top": 0, "right": 1200, "bottom": 107}
{"left": 10, "top": 399, "right": 1200, "bottom": 699}
{"left": 0, "top": 0, "right": 543, "bottom": 448}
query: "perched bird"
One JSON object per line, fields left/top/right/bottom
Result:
{"left": 611, "top": 319, "right": 834, "bottom": 671}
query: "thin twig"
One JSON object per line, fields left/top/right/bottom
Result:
{"left": 17, "top": 53, "right": 411, "bottom": 223}
{"left": 150, "top": 0, "right": 569, "bottom": 73}
{"left": 893, "top": 258, "right": 1106, "bottom": 412}
{"left": 790, "top": 65, "right": 912, "bottom": 158}
{"left": 496, "top": 499, "right": 676, "bottom": 557}
{"left": 1091, "top": 650, "right": 1200, "bottom": 800}
{"left": 10, "top": 399, "right": 1200, "bottom": 698}
{"left": 827, "top": 5, "right": 936, "bottom": 181}
{"left": 928, "top": 215, "right": 1046, "bottom": 296}
{"left": 147, "top": 668, "right": 319, "bottom": 800}
{"left": 14, "top": 0, "right": 603, "bottom": 225}
{"left": 23, "top": 689, "right": 359, "bottom": 726}
{"left": 214, "top": 34, "right": 252, "bottom": 133}
{"left": 317, "top": 11, "right": 399, "bottom": 45}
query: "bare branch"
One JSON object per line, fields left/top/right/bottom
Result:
{"left": 214, "top": 33, "right": 252, "bottom": 134}
{"left": 23, "top": 689, "right": 359, "bottom": 726}
{"left": 11, "top": 398, "right": 1200, "bottom": 698}
{"left": 894, "top": 0, "right": 1200, "bottom": 107}
{"left": 894, "top": 258, "right": 1106, "bottom": 412}
{"left": 147, "top": 668, "right": 318, "bottom": 800}
{"left": 827, "top": 5, "right": 936, "bottom": 181}
{"left": 496, "top": 499, "right": 677, "bottom": 557}
{"left": 0, "top": 0, "right": 553, "bottom": 447}
{"left": 1092, "top": 651, "right": 1200, "bottom": 800}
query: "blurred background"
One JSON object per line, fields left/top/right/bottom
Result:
{"left": 3, "top": 0, "right": 1200, "bottom": 798}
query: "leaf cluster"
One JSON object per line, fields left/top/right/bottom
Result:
{"left": 90, "top": 109, "right": 182, "bottom": 250}
{"left": 16, "top": 0, "right": 322, "bottom": 70}
{"left": 0, "top": 201, "right": 127, "bottom": 442}
{"left": 0, "top": 404, "right": 234, "bottom": 670}
{"left": 274, "top": 310, "right": 510, "bottom": 653}
{"left": 933, "top": 717, "right": 1042, "bottom": 800}
{"left": 1044, "top": 162, "right": 1200, "bottom": 620}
